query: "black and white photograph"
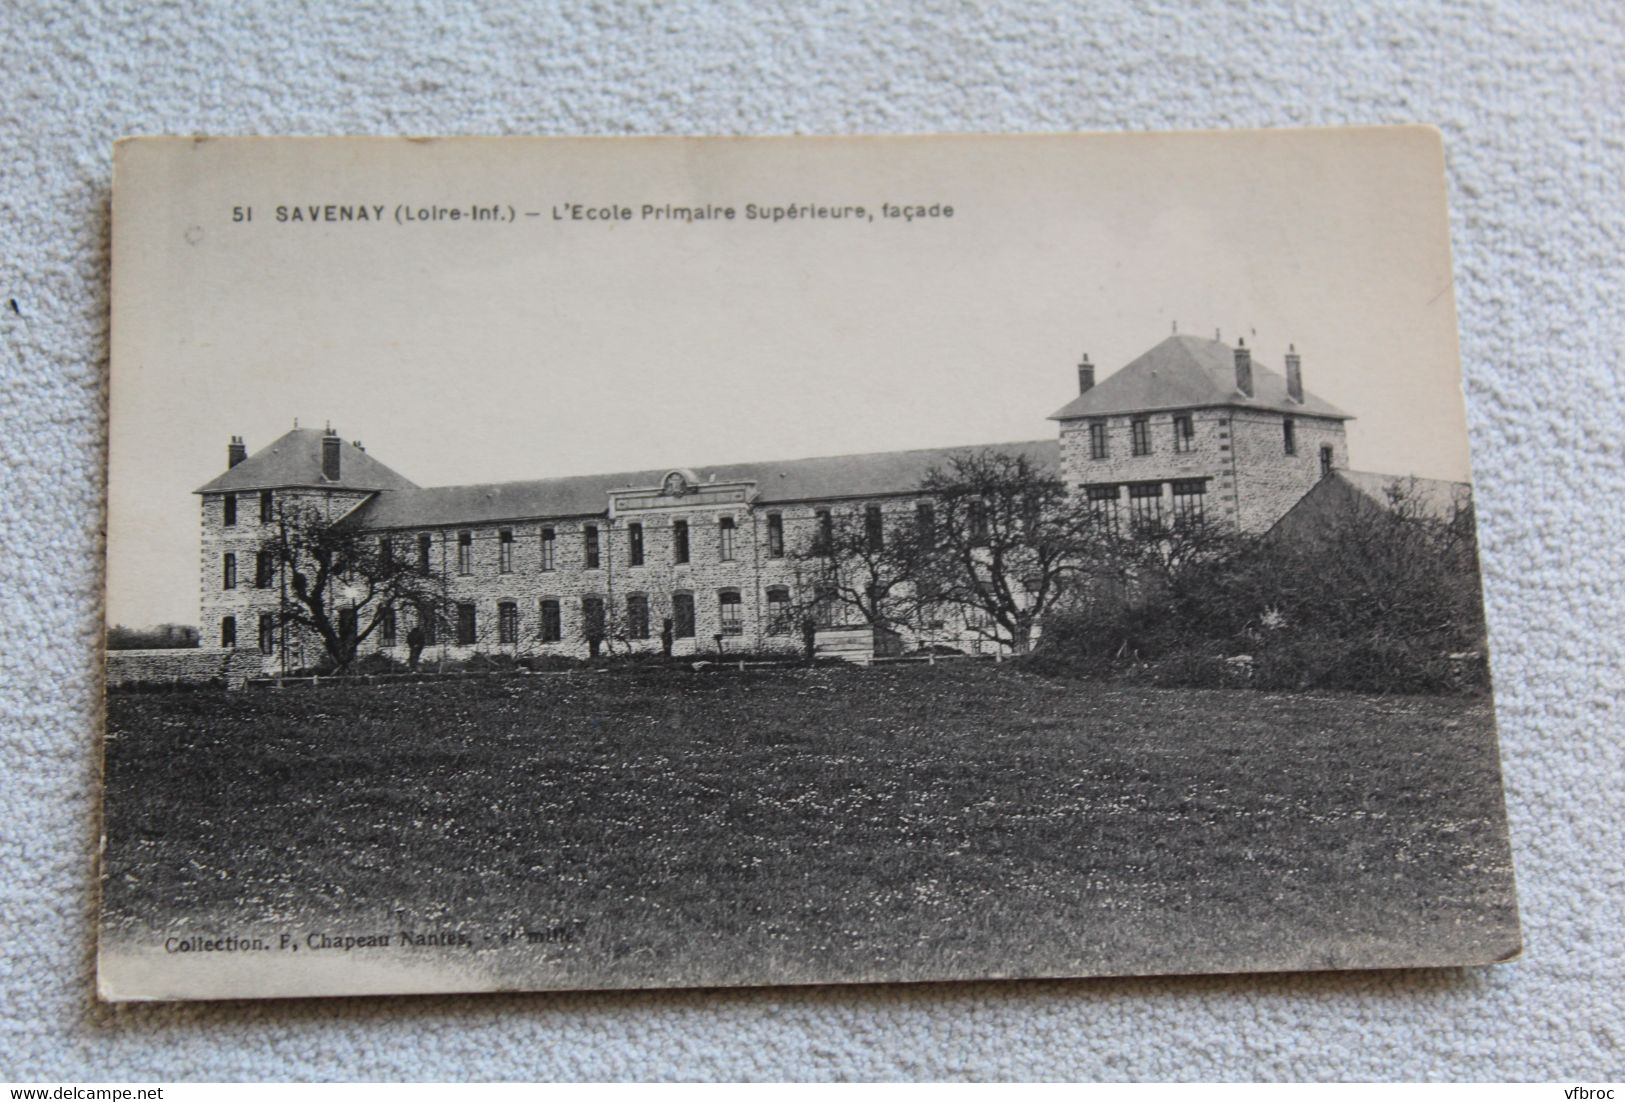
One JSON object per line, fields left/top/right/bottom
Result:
{"left": 99, "top": 130, "right": 1520, "bottom": 1001}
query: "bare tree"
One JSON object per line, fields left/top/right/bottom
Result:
{"left": 261, "top": 502, "right": 448, "bottom": 673}
{"left": 786, "top": 502, "right": 936, "bottom": 639}
{"left": 916, "top": 449, "right": 1091, "bottom": 654}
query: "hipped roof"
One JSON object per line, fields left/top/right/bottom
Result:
{"left": 195, "top": 429, "right": 419, "bottom": 494}
{"left": 1048, "top": 335, "right": 1350, "bottom": 421}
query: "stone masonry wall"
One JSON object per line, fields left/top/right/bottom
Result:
{"left": 360, "top": 495, "right": 978, "bottom": 663}
{"left": 105, "top": 647, "right": 262, "bottom": 689}
{"left": 1059, "top": 407, "right": 1348, "bottom": 534}
{"left": 199, "top": 487, "right": 377, "bottom": 673}
{"left": 1228, "top": 411, "right": 1348, "bottom": 533}
{"left": 1059, "top": 408, "right": 1240, "bottom": 530}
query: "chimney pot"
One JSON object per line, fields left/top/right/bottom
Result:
{"left": 1285, "top": 343, "right": 1303, "bottom": 403}
{"left": 1234, "top": 339, "right": 1254, "bottom": 398}
{"left": 321, "top": 430, "right": 342, "bottom": 481}
{"left": 1077, "top": 353, "right": 1095, "bottom": 395}
{"left": 227, "top": 435, "right": 247, "bottom": 468}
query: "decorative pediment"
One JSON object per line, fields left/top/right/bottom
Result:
{"left": 660, "top": 469, "right": 700, "bottom": 497}
{"left": 608, "top": 470, "right": 757, "bottom": 517}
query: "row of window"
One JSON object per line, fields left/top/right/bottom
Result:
{"left": 1087, "top": 414, "right": 1321, "bottom": 460}
{"left": 221, "top": 490, "right": 276, "bottom": 527}
{"left": 219, "top": 613, "right": 277, "bottom": 654}
{"left": 225, "top": 588, "right": 805, "bottom": 652}
{"left": 1085, "top": 480, "right": 1209, "bottom": 533}
{"left": 406, "top": 505, "right": 930, "bottom": 577}
{"left": 1088, "top": 415, "right": 1197, "bottom": 460}
{"left": 221, "top": 550, "right": 277, "bottom": 590}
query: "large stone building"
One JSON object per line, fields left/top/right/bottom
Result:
{"left": 196, "top": 334, "right": 1350, "bottom": 670}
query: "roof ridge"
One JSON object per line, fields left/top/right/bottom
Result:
{"left": 407, "top": 438, "right": 1060, "bottom": 492}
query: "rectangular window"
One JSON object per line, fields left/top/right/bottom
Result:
{"left": 1086, "top": 484, "right": 1120, "bottom": 533}
{"left": 499, "top": 528, "right": 513, "bottom": 573}
{"left": 582, "top": 596, "right": 605, "bottom": 640}
{"left": 498, "top": 601, "right": 518, "bottom": 645}
{"left": 1171, "top": 479, "right": 1206, "bottom": 528}
{"left": 419, "top": 603, "right": 437, "bottom": 646}
{"left": 766, "top": 587, "right": 791, "bottom": 634}
{"left": 584, "top": 525, "right": 600, "bottom": 569}
{"left": 719, "top": 516, "right": 736, "bottom": 562}
{"left": 379, "top": 536, "right": 393, "bottom": 569}
{"left": 628, "top": 522, "right": 644, "bottom": 566}
{"left": 814, "top": 582, "right": 838, "bottom": 628}
{"left": 379, "top": 605, "right": 397, "bottom": 647}
{"left": 672, "top": 520, "right": 690, "bottom": 564}
{"left": 865, "top": 505, "right": 884, "bottom": 551}
{"left": 766, "top": 513, "right": 784, "bottom": 558}
{"left": 220, "top": 616, "right": 236, "bottom": 648}
{"left": 258, "top": 613, "right": 275, "bottom": 655}
{"left": 916, "top": 501, "right": 935, "bottom": 545}
{"left": 968, "top": 499, "right": 989, "bottom": 544}
{"left": 814, "top": 509, "right": 834, "bottom": 555}
{"left": 1283, "top": 417, "right": 1297, "bottom": 455}
{"left": 418, "top": 533, "right": 432, "bottom": 573}
{"left": 540, "top": 527, "right": 556, "bottom": 571}
{"left": 259, "top": 490, "right": 273, "bottom": 523}
{"left": 256, "top": 548, "right": 274, "bottom": 589}
{"left": 1089, "top": 420, "right": 1109, "bottom": 460}
{"left": 626, "top": 594, "right": 650, "bottom": 639}
{"left": 1173, "top": 413, "right": 1195, "bottom": 453}
{"left": 1321, "top": 444, "right": 1335, "bottom": 477}
{"left": 672, "top": 592, "right": 695, "bottom": 638}
{"left": 1129, "top": 482, "right": 1163, "bottom": 534}
{"left": 456, "top": 603, "right": 477, "bottom": 646}
{"left": 540, "top": 598, "right": 562, "bottom": 642}
{"left": 339, "top": 607, "right": 358, "bottom": 644}
{"left": 718, "top": 590, "right": 743, "bottom": 635}
{"left": 457, "top": 531, "right": 473, "bottom": 575}
{"left": 223, "top": 494, "right": 236, "bottom": 527}
{"left": 222, "top": 552, "right": 237, "bottom": 590}
{"left": 1131, "top": 416, "right": 1152, "bottom": 456}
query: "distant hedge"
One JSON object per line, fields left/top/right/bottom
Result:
{"left": 1026, "top": 483, "right": 1489, "bottom": 695}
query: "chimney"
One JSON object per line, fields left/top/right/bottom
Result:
{"left": 1234, "top": 338, "right": 1254, "bottom": 397}
{"left": 1077, "top": 353, "right": 1095, "bottom": 395}
{"left": 1285, "top": 343, "right": 1303, "bottom": 403}
{"left": 227, "top": 435, "right": 247, "bottom": 468}
{"left": 322, "top": 429, "right": 341, "bottom": 481}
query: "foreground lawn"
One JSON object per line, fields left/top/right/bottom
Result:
{"left": 101, "top": 664, "right": 1519, "bottom": 989}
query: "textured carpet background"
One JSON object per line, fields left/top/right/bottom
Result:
{"left": 2, "top": 0, "right": 1620, "bottom": 1082}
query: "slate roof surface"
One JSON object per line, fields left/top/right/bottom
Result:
{"left": 345, "top": 439, "right": 1061, "bottom": 530}
{"left": 1334, "top": 469, "right": 1471, "bottom": 519}
{"left": 195, "top": 429, "right": 420, "bottom": 494}
{"left": 1048, "top": 335, "right": 1351, "bottom": 421}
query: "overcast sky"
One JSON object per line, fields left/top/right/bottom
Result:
{"left": 108, "top": 129, "right": 1473, "bottom": 628}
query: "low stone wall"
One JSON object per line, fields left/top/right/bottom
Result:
{"left": 105, "top": 647, "right": 262, "bottom": 690}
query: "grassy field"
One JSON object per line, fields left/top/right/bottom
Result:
{"left": 101, "top": 664, "right": 1520, "bottom": 991}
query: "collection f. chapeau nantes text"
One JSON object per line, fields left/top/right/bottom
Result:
{"left": 162, "top": 922, "right": 584, "bottom": 955}
{"left": 234, "top": 200, "right": 956, "bottom": 226}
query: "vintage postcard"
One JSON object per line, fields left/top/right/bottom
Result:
{"left": 101, "top": 130, "right": 1520, "bottom": 1000}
